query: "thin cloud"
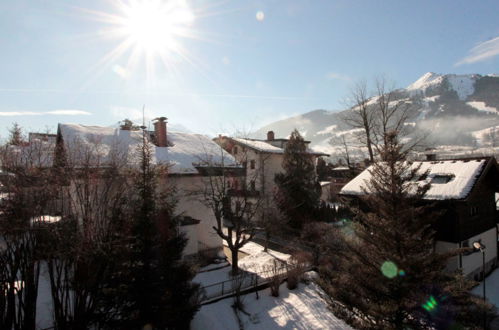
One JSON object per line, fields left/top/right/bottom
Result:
{"left": 455, "top": 36, "right": 499, "bottom": 66}
{"left": 0, "top": 109, "right": 91, "bottom": 116}
{"left": 47, "top": 110, "right": 92, "bottom": 115}
{"left": 326, "top": 72, "right": 351, "bottom": 81}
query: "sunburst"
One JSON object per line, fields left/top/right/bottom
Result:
{"left": 82, "top": 0, "right": 204, "bottom": 82}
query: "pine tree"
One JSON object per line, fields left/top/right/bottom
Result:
{"left": 100, "top": 133, "right": 199, "bottom": 329}
{"left": 8, "top": 122, "right": 23, "bottom": 146}
{"left": 274, "top": 129, "right": 320, "bottom": 230}
{"left": 320, "top": 131, "right": 494, "bottom": 329}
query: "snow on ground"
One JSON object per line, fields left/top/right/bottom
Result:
{"left": 407, "top": 72, "right": 477, "bottom": 100}
{"left": 238, "top": 241, "right": 291, "bottom": 274}
{"left": 191, "top": 282, "right": 353, "bottom": 330}
{"left": 407, "top": 72, "right": 444, "bottom": 94}
{"left": 467, "top": 101, "right": 498, "bottom": 114}
{"left": 194, "top": 241, "right": 291, "bottom": 288}
{"left": 472, "top": 126, "right": 499, "bottom": 145}
{"left": 199, "top": 260, "right": 230, "bottom": 272}
{"left": 447, "top": 74, "right": 476, "bottom": 100}
{"left": 194, "top": 265, "right": 233, "bottom": 288}
{"left": 472, "top": 267, "right": 499, "bottom": 308}
{"left": 424, "top": 95, "right": 440, "bottom": 102}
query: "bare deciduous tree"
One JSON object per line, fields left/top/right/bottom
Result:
{"left": 371, "top": 78, "right": 413, "bottom": 159}
{"left": 46, "top": 135, "right": 131, "bottom": 329}
{"left": 341, "top": 80, "right": 375, "bottom": 162}
{"left": 341, "top": 77, "right": 418, "bottom": 162}
{"left": 197, "top": 140, "right": 267, "bottom": 275}
{"left": 0, "top": 128, "right": 57, "bottom": 330}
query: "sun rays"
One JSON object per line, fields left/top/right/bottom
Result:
{"left": 79, "top": 0, "right": 214, "bottom": 85}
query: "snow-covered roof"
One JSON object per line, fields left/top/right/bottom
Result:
{"left": 341, "top": 159, "right": 488, "bottom": 200}
{"left": 232, "top": 138, "right": 284, "bottom": 153}
{"left": 58, "top": 124, "right": 238, "bottom": 174}
{"left": 231, "top": 137, "right": 327, "bottom": 156}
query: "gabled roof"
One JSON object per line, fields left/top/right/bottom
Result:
{"left": 58, "top": 124, "right": 239, "bottom": 175}
{"left": 340, "top": 158, "right": 494, "bottom": 200}
{"left": 232, "top": 138, "right": 284, "bottom": 153}
{"left": 229, "top": 137, "right": 328, "bottom": 156}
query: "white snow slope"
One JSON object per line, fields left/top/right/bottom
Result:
{"left": 191, "top": 282, "right": 352, "bottom": 330}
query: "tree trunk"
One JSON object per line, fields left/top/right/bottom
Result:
{"left": 231, "top": 248, "right": 239, "bottom": 275}
{"left": 264, "top": 230, "right": 270, "bottom": 252}
{"left": 366, "top": 133, "right": 374, "bottom": 163}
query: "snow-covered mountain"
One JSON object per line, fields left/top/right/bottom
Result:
{"left": 252, "top": 73, "right": 499, "bottom": 159}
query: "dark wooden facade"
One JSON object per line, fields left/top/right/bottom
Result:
{"left": 434, "top": 157, "right": 499, "bottom": 243}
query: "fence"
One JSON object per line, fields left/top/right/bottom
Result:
{"left": 198, "top": 263, "right": 288, "bottom": 304}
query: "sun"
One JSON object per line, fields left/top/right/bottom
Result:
{"left": 119, "top": 0, "right": 194, "bottom": 56}
{"left": 85, "top": 0, "right": 198, "bottom": 79}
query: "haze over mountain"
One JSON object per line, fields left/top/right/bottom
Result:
{"left": 252, "top": 73, "right": 499, "bottom": 159}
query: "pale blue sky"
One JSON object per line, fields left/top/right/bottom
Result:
{"left": 0, "top": 0, "right": 498, "bottom": 138}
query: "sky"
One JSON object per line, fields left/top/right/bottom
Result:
{"left": 0, "top": 0, "right": 498, "bottom": 139}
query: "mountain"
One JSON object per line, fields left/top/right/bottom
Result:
{"left": 253, "top": 73, "right": 499, "bottom": 159}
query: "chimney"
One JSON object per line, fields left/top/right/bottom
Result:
{"left": 426, "top": 153, "right": 437, "bottom": 161}
{"left": 424, "top": 148, "right": 437, "bottom": 161}
{"left": 267, "top": 130, "right": 275, "bottom": 141}
{"left": 153, "top": 117, "right": 168, "bottom": 147}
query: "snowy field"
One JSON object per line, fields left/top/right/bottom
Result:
{"left": 191, "top": 282, "right": 352, "bottom": 330}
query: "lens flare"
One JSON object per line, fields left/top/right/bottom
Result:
{"left": 381, "top": 261, "right": 398, "bottom": 279}
{"left": 422, "top": 296, "right": 438, "bottom": 312}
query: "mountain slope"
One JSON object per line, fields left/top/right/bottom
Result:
{"left": 253, "top": 73, "right": 499, "bottom": 158}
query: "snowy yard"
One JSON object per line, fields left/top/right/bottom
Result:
{"left": 191, "top": 240, "right": 353, "bottom": 329}
{"left": 191, "top": 282, "right": 352, "bottom": 330}
{"left": 194, "top": 241, "right": 291, "bottom": 288}
{"left": 194, "top": 241, "right": 292, "bottom": 301}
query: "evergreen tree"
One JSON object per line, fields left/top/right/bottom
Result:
{"left": 100, "top": 133, "right": 199, "bottom": 329}
{"left": 8, "top": 122, "right": 24, "bottom": 146}
{"left": 320, "top": 131, "right": 494, "bottom": 329}
{"left": 274, "top": 129, "right": 320, "bottom": 230}
{"left": 316, "top": 157, "right": 329, "bottom": 181}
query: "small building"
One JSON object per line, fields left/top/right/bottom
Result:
{"left": 214, "top": 131, "right": 328, "bottom": 220}
{"left": 340, "top": 157, "right": 499, "bottom": 279}
{"left": 56, "top": 118, "right": 241, "bottom": 258}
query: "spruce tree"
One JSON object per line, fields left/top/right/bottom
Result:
{"left": 320, "top": 131, "right": 494, "bottom": 329}
{"left": 100, "top": 133, "right": 199, "bottom": 329}
{"left": 274, "top": 129, "right": 320, "bottom": 230}
{"left": 8, "top": 122, "right": 23, "bottom": 146}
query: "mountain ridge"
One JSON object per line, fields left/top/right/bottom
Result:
{"left": 253, "top": 72, "right": 499, "bottom": 159}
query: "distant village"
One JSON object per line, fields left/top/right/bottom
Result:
{"left": 1, "top": 103, "right": 498, "bottom": 330}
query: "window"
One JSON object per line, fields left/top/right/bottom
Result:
{"left": 233, "top": 146, "right": 238, "bottom": 154}
{"left": 431, "top": 174, "right": 455, "bottom": 184}
{"left": 235, "top": 201, "right": 241, "bottom": 214}
{"left": 250, "top": 181, "right": 256, "bottom": 191}
{"left": 234, "top": 180, "right": 239, "bottom": 190}
{"left": 250, "top": 160, "right": 255, "bottom": 169}
{"left": 470, "top": 206, "right": 478, "bottom": 216}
